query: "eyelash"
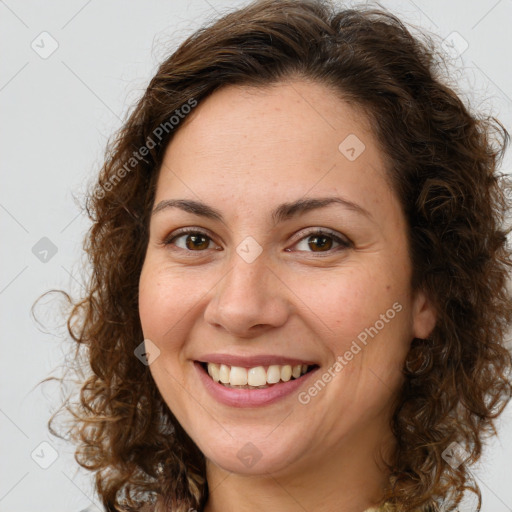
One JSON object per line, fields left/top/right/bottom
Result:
{"left": 162, "top": 227, "right": 352, "bottom": 256}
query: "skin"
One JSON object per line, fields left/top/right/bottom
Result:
{"left": 138, "top": 79, "right": 437, "bottom": 512}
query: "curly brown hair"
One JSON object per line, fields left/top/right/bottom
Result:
{"left": 45, "top": 0, "right": 512, "bottom": 511}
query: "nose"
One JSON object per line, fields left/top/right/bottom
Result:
{"left": 203, "top": 249, "right": 291, "bottom": 338}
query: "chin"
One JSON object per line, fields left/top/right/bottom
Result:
{"left": 193, "top": 427, "right": 300, "bottom": 476}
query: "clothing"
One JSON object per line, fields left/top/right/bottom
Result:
{"left": 365, "top": 503, "right": 437, "bottom": 512}
{"left": 144, "top": 501, "right": 437, "bottom": 511}
{"left": 80, "top": 499, "right": 438, "bottom": 511}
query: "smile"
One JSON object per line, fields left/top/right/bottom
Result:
{"left": 194, "top": 360, "right": 320, "bottom": 407}
{"left": 203, "top": 362, "right": 314, "bottom": 388}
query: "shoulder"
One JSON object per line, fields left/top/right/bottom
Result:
{"left": 365, "top": 503, "right": 438, "bottom": 512}
{"left": 78, "top": 503, "right": 156, "bottom": 512}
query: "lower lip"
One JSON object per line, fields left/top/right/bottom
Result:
{"left": 194, "top": 361, "right": 320, "bottom": 408}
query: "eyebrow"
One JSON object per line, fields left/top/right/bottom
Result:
{"left": 151, "top": 196, "right": 373, "bottom": 224}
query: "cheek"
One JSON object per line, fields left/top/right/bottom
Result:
{"left": 295, "top": 262, "right": 409, "bottom": 344}
{"left": 298, "top": 263, "right": 413, "bottom": 405}
{"left": 139, "top": 261, "right": 194, "bottom": 349}
{"left": 138, "top": 261, "right": 202, "bottom": 341}
{"left": 138, "top": 267, "right": 168, "bottom": 338}
{"left": 138, "top": 264, "right": 197, "bottom": 409}
{"left": 301, "top": 266, "right": 411, "bottom": 416}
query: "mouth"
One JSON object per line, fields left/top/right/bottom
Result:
{"left": 197, "top": 361, "right": 319, "bottom": 389}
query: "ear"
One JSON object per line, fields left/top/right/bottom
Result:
{"left": 411, "top": 289, "right": 437, "bottom": 339}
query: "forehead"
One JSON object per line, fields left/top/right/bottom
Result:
{"left": 164, "top": 79, "right": 373, "bottom": 165}
{"left": 155, "top": 80, "right": 397, "bottom": 223}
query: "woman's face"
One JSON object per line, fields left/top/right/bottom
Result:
{"left": 139, "top": 80, "right": 436, "bottom": 477}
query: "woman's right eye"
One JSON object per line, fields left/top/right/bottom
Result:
{"left": 164, "top": 229, "right": 219, "bottom": 251}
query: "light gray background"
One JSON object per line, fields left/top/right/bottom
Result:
{"left": 1, "top": 1, "right": 512, "bottom": 511}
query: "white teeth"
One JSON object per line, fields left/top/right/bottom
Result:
{"left": 207, "top": 362, "right": 220, "bottom": 382}
{"left": 292, "top": 364, "right": 302, "bottom": 378}
{"left": 281, "top": 365, "right": 292, "bottom": 382}
{"left": 248, "top": 366, "right": 267, "bottom": 386}
{"left": 219, "top": 364, "right": 230, "bottom": 384}
{"left": 230, "top": 366, "right": 248, "bottom": 385}
{"left": 267, "top": 365, "right": 281, "bottom": 384}
{"left": 205, "top": 362, "right": 311, "bottom": 388}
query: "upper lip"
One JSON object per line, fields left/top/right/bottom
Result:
{"left": 196, "top": 353, "right": 318, "bottom": 368}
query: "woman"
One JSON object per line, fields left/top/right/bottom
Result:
{"left": 50, "top": 0, "right": 512, "bottom": 511}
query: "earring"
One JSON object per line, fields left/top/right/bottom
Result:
{"left": 404, "top": 337, "right": 433, "bottom": 375}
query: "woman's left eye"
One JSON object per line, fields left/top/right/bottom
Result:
{"left": 163, "top": 228, "right": 351, "bottom": 254}
{"left": 290, "top": 229, "right": 352, "bottom": 253}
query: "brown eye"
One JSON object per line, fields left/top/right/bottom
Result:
{"left": 290, "top": 229, "right": 351, "bottom": 254}
{"left": 165, "top": 230, "right": 216, "bottom": 251}
{"left": 184, "top": 233, "right": 210, "bottom": 250}
{"left": 307, "top": 233, "right": 334, "bottom": 252}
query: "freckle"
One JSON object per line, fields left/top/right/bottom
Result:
{"left": 386, "top": 285, "right": 391, "bottom": 291}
